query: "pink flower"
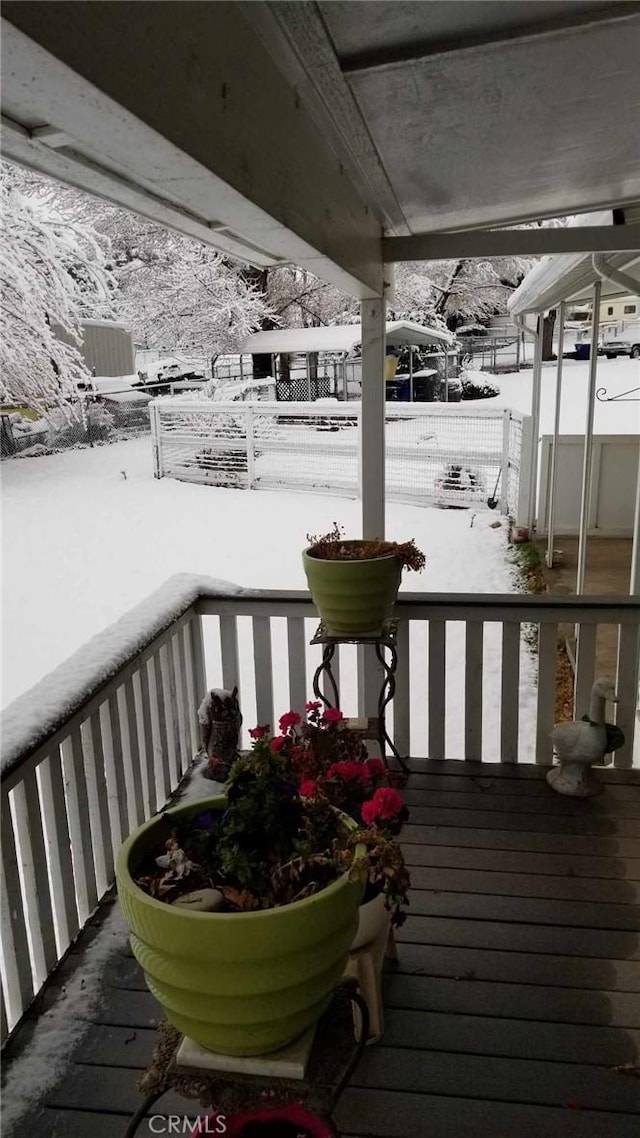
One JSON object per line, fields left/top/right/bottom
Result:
{"left": 305, "top": 700, "right": 322, "bottom": 712}
{"left": 299, "top": 779, "right": 317, "bottom": 798}
{"left": 361, "top": 787, "right": 404, "bottom": 825}
{"left": 322, "top": 707, "right": 344, "bottom": 723}
{"left": 270, "top": 735, "right": 286, "bottom": 752}
{"left": 328, "top": 760, "right": 369, "bottom": 784}
{"left": 365, "top": 758, "right": 386, "bottom": 778}
{"left": 249, "top": 724, "right": 270, "bottom": 740}
{"left": 279, "top": 710, "right": 301, "bottom": 733}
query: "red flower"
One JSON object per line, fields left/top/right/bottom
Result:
{"left": 279, "top": 710, "right": 301, "bottom": 733}
{"left": 249, "top": 724, "right": 270, "bottom": 740}
{"left": 362, "top": 786, "right": 404, "bottom": 825}
{"left": 328, "top": 760, "right": 369, "bottom": 784}
{"left": 299, "top": 779, "right": 317, "bottom": 798}
{"left": 322, "top": 708, "right": 344, "bottom": 723}
{"left": 305, "top": 700, "right": 322, "bottom": 712}
{"left": 270, "top": 735, "right": 286, "bottom": 752}
{"left": 365, "top": 758, "right": 386, "bottom": 778}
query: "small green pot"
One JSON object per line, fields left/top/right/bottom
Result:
{"left": 116, "top": 797, "right": 362, "bottom": 1056}
{"left": 302, "top": 542, "right": 403, "bottom": 636}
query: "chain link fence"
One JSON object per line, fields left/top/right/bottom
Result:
{"left": 1, "top": 394, "right": 151, "bottom": 459}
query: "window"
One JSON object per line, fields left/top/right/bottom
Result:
{"left": 623, "top": 304, "right": 637, "bottom": 314}
{"left": 607, "top": 306, "right": 614, "bottom": 316}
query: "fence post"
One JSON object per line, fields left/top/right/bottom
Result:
{"left": 151, "top": 402, "right": 163, "bottom": 479}
{"left": 500, "top": 410, "right": 510, "bottom": 514}
{"left": 516, "top": 414, "right": 534, "bottom": 529}
{"left": 245, "top": 406, "right": 255, "bottom": 489}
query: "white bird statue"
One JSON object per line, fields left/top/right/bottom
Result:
{"left": 547, "top": 676, "right": 622, "bottom": 798}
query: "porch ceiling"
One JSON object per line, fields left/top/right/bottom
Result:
{"left": 1, "top": 2, "right": 640, "bottom": 296}
{"left": 265, "top": 0, "right": 640, "bottom": 233}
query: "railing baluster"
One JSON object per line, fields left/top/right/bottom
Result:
{"left": 574, "top": 622, "right": 597, "bottom": 717}
{"left": 84, "top": 713, "right": 115, "bottom": 889}
{"left": 501, "top": 622, "right": 521, "bottom": 763}
{"left": 37, "top": 750, "right": 79, "bottom": 951}
{"left": 428, "top": 619, "right": 446, "bottom": 760}
{"left": 253, "top": 616, "right": 274, "bottom": 728}
{"left": 11, "top": 772, "right": 57, "bottom": 985}
{"left": 60, "top": 730, "right": 98, "bottom": 922}
{"left": 220, "top": 615, "right": 240, "bottom": 695}
{"left": 465, "top": 621, "right": 484, "bottom": 761}
{"left": 615, "top": 623, "right": 639, "bottom": 768}
{"left": 159, "top": 643, "right": 179, "bottom": 789}
{"left": 190, "top": 612, "right": 208, "bottom": 707}
{"left": 120, "top": 681, "right": 145, "bottom": 828}
{"left": 148, "top": 652, "right": 172, "bottom": 807}
{"left": 394, "top": 618, "right": 411, "bottom": 757}
{"left": 182, "top": 621, "right": 200, "bottom": 758}
{"left": 1, "top": 794, "right": 34, "bottom": 1029}
{"left": 172, "top": 632, "right": 191, "bottom": 773}
{"left": 287, "top": 617, "right": 307, "bottom": 713}
{"left": 134, "top": 667, "right": 157, "bottom": 817}
{"left": 536, "top": 622, "right": 558, "bottom": 764}
{"left": 101, "top": 696, "right": 129, "bottom": 850}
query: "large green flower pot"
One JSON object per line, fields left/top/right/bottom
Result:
{"left": 116, "top": 796, "right": 362, "bottom": 1056}
{"left": 302, "top": 542, "right": 403, "bottom": 636}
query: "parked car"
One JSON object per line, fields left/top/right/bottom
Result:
{"left": 80, "top": 376, "right": 152, "bottom": 427}
{"left": 601, "top": 339, "right": 640, "bottom": 359}
{"left": 135, "top": 357, "right": 206, "bottom": 392}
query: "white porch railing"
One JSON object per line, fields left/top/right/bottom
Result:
{"left": 1, "top": 576, "right": 638, "bottom": 1042}
{"left": 150, "top": 401, "right": 531, "bottom": 519}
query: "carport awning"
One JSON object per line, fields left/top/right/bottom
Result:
{"left": 239, "top": 321, "right": 455, "bottom": 356}
{"left": 509, "top": 212, "right": 640, "bottom": 315}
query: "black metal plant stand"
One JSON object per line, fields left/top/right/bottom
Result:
{"left": 123, "top": 981, "right": 369, "bottom": 1138}
{"left": 310, "top": 620, "right": 408, "bottom": 772}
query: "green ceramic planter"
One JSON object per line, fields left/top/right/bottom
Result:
{"left": 116, "top": 796, "right": 362, "bottom": 1056}
{"left": 302, "top": 542, "right": 403, "bottom": 636}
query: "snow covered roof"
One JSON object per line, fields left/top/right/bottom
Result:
{"left": 239, "top": 321, "right": 455, "bottom": 356}
{"left": 509, "top": 212, "right": 640, "bottom": 315}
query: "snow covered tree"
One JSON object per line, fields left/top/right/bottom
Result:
{"left": 4, "top": 162, "right": 272, "bottom": 362}
{"left": 0, "top": 169, "right": 114, "bottom": 417}
{"left": 115, "top": 237, "right": 270, "bottom": 357}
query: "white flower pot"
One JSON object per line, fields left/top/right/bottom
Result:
{"left": 351, "top": 891, "right": 390, "bottom": 951}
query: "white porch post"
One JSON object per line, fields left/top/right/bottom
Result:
{"left": 527, "top": 316, "right": 543, "bottom": 534}
{"left": 545, "top": 301, "right": 566, "bottom": 568}
{"left": 630, "top": 451, "right": 640, "bottom": 597}
{"left": 576, "top": 280, "right": 602, "bottom": 594}
{"left": 358, "top": 296, "right": 386, "bottom": 724}
{"left": 359, "top": 297, "right": 386, "bottom": 539}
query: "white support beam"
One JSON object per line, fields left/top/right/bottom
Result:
{"left": 545, "top": 302, "right": 566, "bottom": 570}
{"left": 576, "top": 280, "right": 602, "bottom": 595}
{"left": 359, "top": 298, "right": 386, "bottom": 540}
{"left": 1, "top": 8, "right": 383, "bottom": 296}
{"left": 527, "top": 321, "right": 543, "bottom": 535}
{"left": 383, "top": 226, "right": 640, "bottom": 262}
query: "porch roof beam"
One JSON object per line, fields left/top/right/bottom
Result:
{"left": 1, "top": 6, "right": 384, "bottom": 297}
{"left": 383, "top": 226, "right": 640, "bottom": 262}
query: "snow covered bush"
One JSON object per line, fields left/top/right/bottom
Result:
{"left": 0, "top": 169, "right": 114, "bottom": 419}
{"left": 460, "top": 371, "right": 500, "bottom": 400}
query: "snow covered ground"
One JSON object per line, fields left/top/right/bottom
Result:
{"left": 5, "top": 355, "right": 634, "bottom": 753}
{"left": 488, "top": 354, "right": 639, "bottom": 434}
{"left": 1, "top": 433, "right": 538, "bottom": 759}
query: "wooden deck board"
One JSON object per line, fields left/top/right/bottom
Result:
{"left": 4, "top": 758, "right": 639, "bottom": 1138}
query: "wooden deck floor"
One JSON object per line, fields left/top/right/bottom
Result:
{"left": 5, "top": 759, "right": 640, "bottom": 1137}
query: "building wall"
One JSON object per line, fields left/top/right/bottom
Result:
{"left": 80, "top": 320, "right": 135, "bottom": 376}
{"left": 538, "top": 434, "right": 639, "bottom": 536}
